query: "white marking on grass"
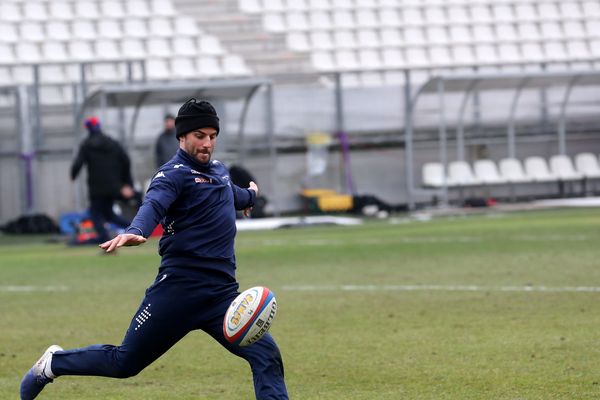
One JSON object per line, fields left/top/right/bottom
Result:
{"left": 0, "top": 285, "right": 69, "bottom": 292}
{"left": 281, "top": 284, "right": 600, "bottom": 293}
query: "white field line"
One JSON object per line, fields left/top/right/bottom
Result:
{"left": 281, "top": 284, "right": 600, "bottom": 293}
{"left": 0, "top": 285, "right": 69, "bottom": 292}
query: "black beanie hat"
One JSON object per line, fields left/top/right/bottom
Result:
{"left": 175, "top": 98, "right": 220, "bottom": 138}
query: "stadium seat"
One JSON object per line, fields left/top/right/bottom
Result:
{"left": 0, "top": 44, "right": 15, "bottom": 64}
{"left": 48, "top": 2, "right": 74, "bottom": 21}
{"left": 147, "top": 38, "right": 170, "bottom": 57}
{"left": 286, "top": 32, "right": 310, "bottom": 51}
{"left": 263, "top": 13, "right": 286, "bottom": 32}
{"left": 357, "top": 30, "right": 379, "bottom": 48}
{"left": 39, "top": 65, "right": 67, "bottom": 84}
{"left": 16, "top": 43, "right": 42, "bottom": 63}
{"left": 74, "top": 2, "right": 100, "bottom": 20}
{"left": 263, "top": 0, "right": 285, "bottom": 12}
{"left": 124, "top": 19, "right": 149, "bottom": 38}
{"left": 448, "top": 160, "right": 481, "bottom": 186}
{"left": 151, "top": 0, "right": 176, "bottom": 16}
{"left": 0, "top": 67, "right": 11, "bottom": 86}
{"left": 0, "top": 23, "right": 18, "bottom": 43}
{"left": 146, "top": 59, "right": 170, "bottom": 80}
{"left": 96, "top": 40, "right": 121, "bottom": 60}
{"left": 68, "top": 41, "right": 96, "bottom": 61}
{"left": 174, "top": 37, "right": 197, "bottom": 57}
{"left": 20, "top": 22, "right": 45, "bottom": 42}
{"left": 199, "top": 35, "right": 226, "bottom": 55}
{"left": 73, "top": 21, "right": 97, "bottom": 40}
{"left": 499, "top": 158, "right": 532, "bottom": 183}
{"left": 311, "top": 51, "right": 335, "bottom": 71}
{"left": 380, "top": 28, "right": 402, "bottom": 46}
{"left": 0, "top": 3, "right": 21, "bottom": 22}
{"left": 358, "top": 49, "right": 382, "bottom": 69}
{"left": 42, "top": 42, "right": 69, "bottom": 62}
{"left": 122, "top": 39, "right": 146, "bottom": 58}
{"left": 333, "top": 30, "right": 357, "bottom": 49}
{"left": 332, "top": 10, "right": 354, "bottom": 28}
{"left": 126, "top": 0, "right": 151, "bottom": 18}
{"left": 583, "top": 1, "right": 600, "bottom": 17}
{"left": 474, "top": 159, "right": 507, "bottom": 185}
{"left": 311, "top": 31, "right": 334, "bottom": 50}
{"left": 149, "top": 18, "right": 174, "bottom": 38}
{"left": 24, "top": 3, "right": 48, "bottom": 21}
{"left": 422, "top": 162, "right": 446, "bottom": 188}
{"left": 524, "top": 156, "right": 558, "bottom": 182}
{"left": 287, "top": 12, "right": 309, "bottom": 31}
{"left": 574, "top": 153, "right": 600, "bottom": 179}
{"left": 46, "top": 22, "right": 71, "bottom": 41}
{"left": 170, "top": 58, "right": 197, "bottom": 79}
{"left": 335, "top": 50, "right": 360, "bottom": 70}
{"left": 379, "top": 9, "right": 400, "bottom": 27}
{"left": 222, "top": 54, "right": 252, "bottom": 76}
{"left": 308, "top": 11, "right": 332, "bottom": 30}
{"left": 101, "top": 1, "right": 126, "bottom": 18}
{"left": 197, "top": 56, "right": 223, "bottom": 77}
{"left": 549, "top": 155, "right": 584, "bottom": 181}
{"left": 98, "top": 20, "right": 123, "bottom": 39}
{"left": 239, "top": 0, "right": 261, "bottom": 13}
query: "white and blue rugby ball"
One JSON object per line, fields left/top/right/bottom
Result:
{"left": 223, "top": 286, "right": 277, "bottom": 347}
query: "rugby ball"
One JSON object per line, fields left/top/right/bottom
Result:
{"left": 223, "top": 286, "right": 277, "bottom": 347}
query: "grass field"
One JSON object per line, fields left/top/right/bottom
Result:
{"left": 2, "top": 208, "right": 600, "bottom": 399}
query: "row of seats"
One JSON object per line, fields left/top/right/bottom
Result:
{"left": 422, "top": 153, "right": 600, "bottom": 188}
{"left": 0, "top": 17, "right": 202, "bottom": 43}
{"left": 256, "top": 3, "right": 600, "bottom": 31}
{"left": 0, "top": 1, "right": 176, "bottom": 21}
{"left": 0, "top": 36, "right": 225, "bottom": 64}
{"left": 0, "top": 54, "right": 251, "bottom": 86}
{"left": 308, "top": 40, "right": 598, "bottom": 72}
{"left": 242, "top": 0, "right": 599, "bottom": 20}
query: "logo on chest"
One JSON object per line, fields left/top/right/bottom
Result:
{"left": 195, "top": 177, "right": 213, "bottom": 184}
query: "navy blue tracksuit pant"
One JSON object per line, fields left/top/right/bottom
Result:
{"left": 51, "top": 267, "right": 288, "bottom": 399}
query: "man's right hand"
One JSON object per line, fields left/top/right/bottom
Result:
{"left": 100, "top": 233, "right": 147, "bottom": 253}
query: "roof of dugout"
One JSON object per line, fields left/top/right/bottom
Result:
{"left": 75, "top": 77, "right": 279, "bottom": 213}
{"left": 404, "top": 69, "right": 600, "bottom": 209}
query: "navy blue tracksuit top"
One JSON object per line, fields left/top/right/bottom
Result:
{"left": 126, "top": 149, "right": 256, "bottom": 278}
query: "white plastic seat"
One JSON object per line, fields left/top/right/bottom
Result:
{"left": 540, "top": 22, "right": 562, "bottom": 39}
{"left": 563, "top": 21, "right": 585, "bottom": 38}
{"left": 358, "top": 49, "right": 382, "bottom": 69}
{"left": 404, "top": 27, "right": 426, "bottom": 45}
{"left": 543, "top": 42, "right": 567, "bottom": 61}
{"left": 123, "top": 20, "right": 148, "bottom": 38}
{"left": 310, "top": 31, "right": 334, "bottom": 50}
{"left": 517, "top": 23, "right": 539, "bottom": 40}
{"left": 474, "top": 159, "right": 506, "bottom": 185}
{"left": 475, "top": 44, "right": 497, "bottom": 63}
{"left": 46, "top": 22, "right": 70, "bottom": 41}
{"left": 0, "top": 3, "right": 21, "bottom": 22}
{"left": 575, "top": 153, "right": 600, "bottom": 179}
{"left": 287, "top": 12, "right": 309, "bottom": 30}
{"left": 514, "top": 4, "right": 536, "bottom": 21}
{"left": 16, "top": 43, "right": 42, "bottom": 63}
{"left": 42, "top": 42, "right": 69, "bottom": 62}
{"left": 0, "top": 23, "right": 18, "bottom": 43}
{"left": 308, "top": 11, "right": 331, "bottom": 30}
{"left": 101, "top": 1, "right": 125, "bottom": 18}
{"left": 0, "top": 44, "right": 15, "bottom": 64}
{"left": 356, "top": 0, "right": 377, "bottom": 8}
{"left": 357, "top": 30, "right": 379, "bottom": 48}
{"left": 222, "top": 54, "right": 251, "bottom": 76}
{"left": 39, "top": 65, "right": 67, "bottom": 84}
{"left": 174, "top": 17, "right": 200, "bottom": 36}
{"left": 90, "top": 63, "right": 123, "bottom": 82}
{"left": 495, "top": 24, "right": 517, "bottom": 40}
{"left": 20, "top": 22, "right": 45, "bottom": 42}
{"left": 524, "top": 156, "right": 558, "bottom": 182}
{"left": 286, "top": 32, "right": 310, "bottom": 51}
{"left": 286, "top": 0, "right": 308, "bottom": 11}
{"left": 549, "top": 155, "right": 584, "bottom": 181}
{"left": 499, "top": 158, "right": 532, "bottom": 183}
{"left": 356, "top": 9, "right": 378, "bottom": 28}
{"left": 521, "top": 43, "right": 544, "bottom": 62}
{"left": 583, "top": 1, "right": 600, "bottom": 17}
{"left": 422, "top": 162, "right": 446, "bottom": 188}
{"left": 335, "top": 50, "right": 359, "bottom": 70}
{"left": 98, "top": 20, "right": 123, "bottom": 39}
{"left": 427, "top": 27, "right": 448, "bottom": 44}
{"left": 96, "top": 40, "right": 121, "bottom": 60}
{"left": 74, "top": 2, "right": 100, "bottom": 19}
{"left": 199, "top": 35, "right": 225, "bottom": 55}
{"left": 0, "top": 67, "right": 12, "bottom": 85}
{"left": 425, "top": 7, "right": 445, "bottom": 24}
{"left": 151, "top": 0, "right": 176, "bottom": 16}
{"left": 12, "top": 67, "right": 34, "bottom": 84}
{"left": 145, "top": 59, "right": 170, "bottom": 80}
{"left": 263, "top": 0, "right": 285, "bottom": 12}
{"left": 23, "top": 3, "right": 48, "bottom": 21}
{"left": 492, "top": 4, "right": 513, "bottom": 21}
{"left": 472, "top": 25, "right": 494, "bottom": 42}
{"left": 448, "top": 161, "right": 480, "bottom": 186}
{"left": 381, "top": 48, "right": 404, "bottom": 68}
{"left": 430, "top": 46, "right": 452, "bottom": 65}
{"left": 379, "top": 9, "right": 400, "bottom": 26}
{"left": 263, "top": 13, "right": 286, "bottom": 32}
{"left": 126, "top": 0, "right": 151, "bottom": 18}
{"left": 402, "top": 8, "right": 423, "bottom": 25}
{"left": 331, "top": 0, "right": 353, "bottom": 9}
{"left": 197, "top": 56, "right": 223, "bottom": 77}
{"left": 332, "top": 10, "right": 354, "bottom": 28}
{"left": 380, "top": 28, "right": 401, "bottom": 46}
{"left": 538, "top": 3, "right": 560, "bottom": 19}
{"left": 567, "top": 41, "right": 589, "bottom": 58}
{"left": 121, "top": 39, "right": 146, "bottom": 58}
{"left": 73, "top": 21, "right": 97, "bottom": 40}
{"left": 147, "top": 38, "right": 170, "bottom": 57}
{"left": 451, "top": 45, "right": 475, "bottom": 65}
{"left": 311, "top": 51, "right": 335, "bottom": 71}
{"left": 447, "top": 6, "right": 469, "bottom": 24}
{"left": 239, "top": 0, "right": 261, "bottom": 13}
{"left": 69, "top": 41, "right": 95, "bottom": 61}
{"left": 449, "top": 26, "right": 471, "bottom": 43}
{"left": 149, "top": 18, "right": 174, "bottom": 38}
{"left": 173, "top": 37, "right": 197, "bottom": 56}
{"left": 170, "top": 57, "right": 197, "bottom": 79}
{"left": 308, "top": 0, "right": 330, "bottom": 11}
{"left": 333, "top": 31, "right": 356, "bottom": 49}
{"left": 48, "top": 2, "right": 74, "bottom": 21}
{"left": 498, "top": 43, "right": 521, "bottom": 62}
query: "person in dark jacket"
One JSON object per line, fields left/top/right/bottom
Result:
{"left": 70, "top": 117, "right": 136, "bottom": 243}
{"left": 154, "top": 113, "right": 179, "bottom": 168}
{"left": 20, "top": 99, "right": 288, "bottom": 400}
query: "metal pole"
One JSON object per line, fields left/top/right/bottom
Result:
{"left": 456, "top": 80, "right": 480, "bottom": 161}
{"left": 557, "top": 75, "right": 581, "bottom": 155}
{"left": 237, "top": 85, "right": 261, "bottom": 164}
{"left": 437, "top": 77, "right": 448, "bottom": 207}
{"left": 403, "top": 69, "right": 415, "bottom": 210}
{"left": 266, "top": 83, "right": 280, "bottom": 217}
{"left": 507, "top": 77, "right": 531, "bottom": 158}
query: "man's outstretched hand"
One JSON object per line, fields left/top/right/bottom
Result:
{"left": 99, "top": 233, "right": 147, "bottom": 253}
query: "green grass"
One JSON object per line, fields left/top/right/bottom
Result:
{"left": 2, "top": 208, "right": 600, "bottom": 399}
